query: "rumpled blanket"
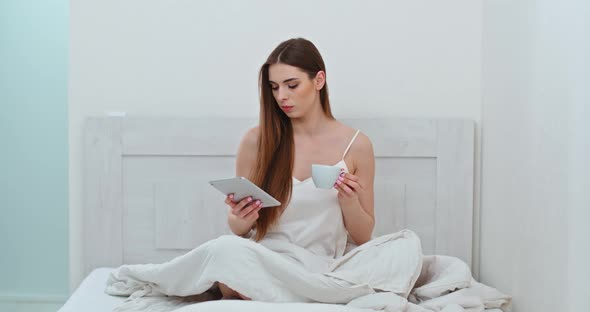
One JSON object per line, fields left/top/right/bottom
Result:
{"left": 106, "top": 229, "right": 511, "bottom": 311}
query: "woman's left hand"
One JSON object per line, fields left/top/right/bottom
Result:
{"left": 334, "top": 170, "right": 363, "bottom": 203}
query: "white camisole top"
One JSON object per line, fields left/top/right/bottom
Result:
{"left": 258, "top": 130, "right": 361, "bottom": 273}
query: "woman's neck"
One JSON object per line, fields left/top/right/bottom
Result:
{"left": 291, "top": 104, "right": 334, "bottom": 138}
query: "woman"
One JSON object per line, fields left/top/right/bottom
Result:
{"left": 106, "top": 39, "right": 422, "bottom": 307}
{"left": 219, "top": 37, "right": 376, "bottom": 299}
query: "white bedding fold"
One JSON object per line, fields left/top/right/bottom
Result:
{"left": 105, "top": 229, "right": 511, "bottom": 312}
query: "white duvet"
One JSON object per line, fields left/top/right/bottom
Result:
{"left": 106, "top": 230, "right": 511, "bottom": 312}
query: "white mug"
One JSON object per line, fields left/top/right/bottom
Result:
{"left": 311, "top": 164, "right": 342, "bottom": 189}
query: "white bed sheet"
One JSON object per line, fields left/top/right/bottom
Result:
{"left": 57, "top": 268, "right": 372, "bottom": 312}
{"left": 58, "top": 268, "right": 370, "bottom": 312}
{"left": 58, "top": 268, "right": 124, "bottom": 312}
{"left": 58, "top": 267, "right": 506, "bottom": 312}
{"left": 57, "top": 267, "right": 372, "bottom": 312}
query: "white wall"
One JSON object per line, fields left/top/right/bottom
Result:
{"left": 69, "top": 0, "right": 484, "bottom": 290}
{"left": 568, "top": 74, "right": 589, "bottom": 312}
{"left": 567, "top": 2, "right": 590, "bottom": 310}
{"left": 481, "top": 0, "right": 589, "bottom": 311}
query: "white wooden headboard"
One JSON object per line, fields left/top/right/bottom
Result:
{"left": 83, "top": 117, "right": 474, "bottom": 276}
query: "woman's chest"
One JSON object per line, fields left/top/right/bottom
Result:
{"left": 292, "top": 140, "right": 354, "bottom": 181}
{"left": 280, "top": 184, "right": 342, "bottom": 223}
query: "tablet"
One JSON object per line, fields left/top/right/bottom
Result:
{"left": 209, "top": 177, "right": 281, "bottom": 208}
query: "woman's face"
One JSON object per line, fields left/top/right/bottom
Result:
{"left": 268, "top": 63, "right": 324, "bottom": 118}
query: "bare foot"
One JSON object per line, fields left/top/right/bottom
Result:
{"left": 218, "top": 282, "right": 251, "bottom": 300}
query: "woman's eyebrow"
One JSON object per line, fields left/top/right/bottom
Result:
{"left": 269, "top": 78, "right": 299, "bottom": 84}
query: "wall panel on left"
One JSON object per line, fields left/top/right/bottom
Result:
{"left": 0, "top": 0, "right": 69, "bottom": 310}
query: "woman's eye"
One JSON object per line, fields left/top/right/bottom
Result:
{"left": 269, "top": 84, "right": 297, "bottom": 90}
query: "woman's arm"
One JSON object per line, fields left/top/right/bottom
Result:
{"left": 335, "top": 132, "right": 375, "bottom": 245}
{"left": 227, "top": 126, "right": 260, "bottom": 236}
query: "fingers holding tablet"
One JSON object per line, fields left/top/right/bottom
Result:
{"left": 226, "top": 194, "right": 263, "bottom": 221}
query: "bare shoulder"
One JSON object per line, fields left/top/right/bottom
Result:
{"left": 240, "top": 126, "right": 259, "bottom": 149}
{"left": 348, "top": 131, "right": 374, "bottom": 181}
{"left": 350, "top": 131, "right": 374, "bottom": 158}
{"left": 236, "top": 126, "right": 259, "bottom": 176}
{"left": 336, "top": 122, "right": 373, "bottom": 156}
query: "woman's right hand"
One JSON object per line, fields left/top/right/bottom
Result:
{"left": 225, "top": 194, "right": 263, "bottom": 222}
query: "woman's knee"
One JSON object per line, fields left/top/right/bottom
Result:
{"left": 210, "top": 235, "right": 253, "bottom": 256}
{"left": 213, "top": 234, "right": 248, "bottom": 247}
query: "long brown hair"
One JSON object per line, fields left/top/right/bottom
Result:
{"left": 251, "top": 38, "right": 335, "bottom": 241}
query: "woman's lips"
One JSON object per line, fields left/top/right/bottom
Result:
{"left": 281, "top": 106, "right": 294, "bottom": 112}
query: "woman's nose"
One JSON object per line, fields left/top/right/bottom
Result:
{"left": 277, "top": 88, "right": 288, "bottom": 101}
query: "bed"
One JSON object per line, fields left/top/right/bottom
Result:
{"left": 59, "top": 116, "right": 479, "bottom": 311}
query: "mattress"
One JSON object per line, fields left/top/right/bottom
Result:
{"left": 58, "top": 268, "right": 124, "bottom": 312}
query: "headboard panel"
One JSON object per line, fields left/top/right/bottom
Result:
{"left": 84, "top": 117, "right": 474, "bottom": 275}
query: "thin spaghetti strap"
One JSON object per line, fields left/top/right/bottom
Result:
{"left": 341, "top": 130, "right": 361, "bottom": 159}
